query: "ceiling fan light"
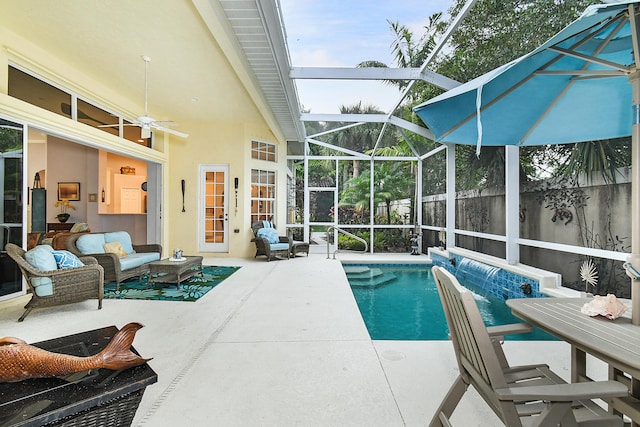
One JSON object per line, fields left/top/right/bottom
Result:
{"left": 141, "top": 126, "right": 151, "bottom": 139}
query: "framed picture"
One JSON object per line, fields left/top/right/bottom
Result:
{"left": 58, "top": 182, "right": 80, "bottom": 201}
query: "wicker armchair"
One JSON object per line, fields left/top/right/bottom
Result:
{"left": 250, "top": 221, "right": 290, "bottom": 261}
{"left": 5, "top": 243, "right": 104, "bottom": 322}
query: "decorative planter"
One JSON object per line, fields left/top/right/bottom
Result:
{"left": 57, "top": 213, "right": 70, "bottom": 223}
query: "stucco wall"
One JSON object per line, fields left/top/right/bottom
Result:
{"left": 168, "top": 119, "right": 287, "bottom": 258}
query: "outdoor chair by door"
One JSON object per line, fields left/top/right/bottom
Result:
{"left": 250, "top": 221, "right": 290, "bottom": 261}
{"left": 430, "top": 266, "right": 627, "bottom": 427}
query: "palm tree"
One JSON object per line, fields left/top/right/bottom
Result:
{"left": 323, "top": 102, "right": 385, "bottom": 180}
{"left": 340, "top": 161, "right": 414, "bottom": 225}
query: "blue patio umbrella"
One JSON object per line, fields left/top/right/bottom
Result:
{"left": 414, "top": 0, "right": 640, "bottom": 324}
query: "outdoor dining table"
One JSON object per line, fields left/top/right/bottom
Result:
{"left": 507, "top": 297, "right": 640, "bottom": 426}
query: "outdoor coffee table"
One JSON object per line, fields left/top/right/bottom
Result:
{"left": 146, "top": 256, "right": 203, "bottom": 289}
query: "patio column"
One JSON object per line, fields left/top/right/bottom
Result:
{"left": 446, "top": 144, "right": 455, "bottom": 249}
{"left": 303, "top": 144, "right": 310, "bottom": 243}
{"left": 630, "top": 70, "right": 640, "bottom": 325}
{"left": 505, "top": 145, "right": 519, "bottom": 264}
{"left": 416, "top": 158, "right": 423, "bottom": 251}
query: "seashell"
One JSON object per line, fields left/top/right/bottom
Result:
{"left": 580, "top": 294, "right": 628, "bottom": 320}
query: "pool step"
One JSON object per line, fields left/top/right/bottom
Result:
{"left": 346, "top": 267, "right": 397, "bottom": 288}
{"left": 342, "top": 266, "right": 371, "bottom": 275}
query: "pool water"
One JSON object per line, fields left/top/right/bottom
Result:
{"left": 346, "top": 264, "right": 556, "bottom": 341}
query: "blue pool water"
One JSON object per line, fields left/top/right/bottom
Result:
{"left": 346, "top": 264, "right": 555, "bottom": 341}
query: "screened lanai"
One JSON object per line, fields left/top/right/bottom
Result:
{"left": 280, "top": 0, "right": 632, "bottom": 301}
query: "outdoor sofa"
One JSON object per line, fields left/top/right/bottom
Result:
{"left": 66, "top": 231, "right": 161, "bottom": 289}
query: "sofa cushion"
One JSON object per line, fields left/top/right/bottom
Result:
{"left": 119, "top": 252, "right": 160, "bottom": 271}
{"left": 76, "top": 234, "right": 106, "bottom": 254}
{"left": 104, "top": 231, "right": 135, "bottom": 255}
{"left": 257, "top": 228, "right": 280, "bottom": 244}
{"left": 24, "top": 245, "right": 56, "bottom": 295}
{"left": 104, "top": 241, "right": 128, "bottom": 258}
{"left": 52, "top": 250, "right": 84, "bottom": 269}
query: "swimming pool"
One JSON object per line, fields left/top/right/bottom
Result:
{"left": 345, "top": 264, "right": 555, "bottom": 341}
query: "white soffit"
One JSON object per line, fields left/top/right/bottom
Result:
{"left": 219, "top": 0, "right": 306, "bottom": 144}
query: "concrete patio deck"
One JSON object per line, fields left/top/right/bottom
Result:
{"left": 0, "top": 252, "right": 596, "bottom": 426}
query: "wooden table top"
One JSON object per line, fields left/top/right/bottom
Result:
{"left": 507, "top": 297, "right": 640, "bottom": 378}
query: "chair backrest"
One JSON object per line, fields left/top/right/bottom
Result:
{"left": 251, "top": 220, "right": 275, "bottom": 237}
{"left": 5, "top": 243, "right": 39, "bottom": 286}
{"left": 431, "top": 266, "right": 515, "bottom": 421}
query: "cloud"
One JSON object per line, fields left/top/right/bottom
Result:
{"left": 281, "top": 0, "right": 454, "bottom": 114}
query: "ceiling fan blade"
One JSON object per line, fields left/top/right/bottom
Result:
{"left": 152, "top": 124, "right": 189, "bottom": 138}
{"left": 97, "top": 123, "right": 119, "bottom": 128}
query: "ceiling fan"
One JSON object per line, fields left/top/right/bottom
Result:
{"left": 101, "top": 56, "right": 188, "bottom": 139}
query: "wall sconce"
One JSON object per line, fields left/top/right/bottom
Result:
{"left": 234, "top": 177, "right": 239, "bottom": 214}
{"left": 181, "top": 179, "right": 186, "bottom": 212}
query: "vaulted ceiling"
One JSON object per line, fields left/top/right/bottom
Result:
{"left": 0, "top": 0, "right": 305, "bottom": 144}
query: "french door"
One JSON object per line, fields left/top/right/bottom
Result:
{"left": 198, "top": 164, "right": 229, "bottom": 252}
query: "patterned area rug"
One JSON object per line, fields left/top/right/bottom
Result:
{"left": 103, "top": 266, "right": 240, "bottom": 302}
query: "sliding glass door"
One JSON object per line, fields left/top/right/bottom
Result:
{"left": 0, "top": 119, "right": 24, "bottom": 300}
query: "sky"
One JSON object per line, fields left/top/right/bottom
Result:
{"left": 279, "top": 0, "right": 453, "bottom": 114}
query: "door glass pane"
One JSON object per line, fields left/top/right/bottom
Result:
{"left": 0, "top": 119, "right": 23, "bottom": 297}
{"left": 310, "top": 191, "right": 333, "bottom": 223}
{"left": 204, "top": 169, "right": 225, "bottom": 244}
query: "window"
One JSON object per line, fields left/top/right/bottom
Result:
{"left": 251, "top": 140, "right": 276, "bottom": 162}
{"left": 8, "top": 66, "right": 151, "bottom": 147}
{"left": 251, "top": 169, "right": 275, "bottom": 223}
{"left": 9, "top": 66, "right": 71, "bottom": 119}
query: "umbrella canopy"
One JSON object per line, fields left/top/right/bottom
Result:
{"left": 414, "top": 1, "right": 640, "bottom": 324}
{"left": 415, "top": 0, "right": 637, "bottom": 149}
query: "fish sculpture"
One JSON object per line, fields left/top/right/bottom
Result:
{"left": 0, "top": 322, "right": 151, "bottom": 383}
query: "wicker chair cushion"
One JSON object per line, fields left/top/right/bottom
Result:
{"left": 52, "top": 250, "right": 84, "bottom": 269}
{"left": 257, "top": 228, "right": 280, "bottom": 244}
{"left": 77, "top": 234, "right": 107, "bottom": 254}
{"left": 269, "top": 243, "right": 290, "bottom": 251}
{"left": 104, "top": 231, "right": 135, "bottom": 255}
{"left": 24, "top": 245, "right": 56, "bottom": 296}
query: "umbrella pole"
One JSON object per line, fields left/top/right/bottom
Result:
{"left": 630, "top": 72, "right": 640, "bottom": 325}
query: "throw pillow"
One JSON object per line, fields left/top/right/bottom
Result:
{"left": 70, "top": 222, "right": 89, "bottom": 233}
{"left": 52, "top": 250, "right": 85, "bottom": 269}
{"left": 104, "top": 241, "right": 129, "bottom": 258}
{"left": 257, "top": 227, "right": 280, "bottom": 244}
{"left": 104, "top": 231, "right": 135, "bottom": 255}
{"left": 24, "top": 245, "right": 57, "bottom": 293}
{"left": 24, "top": 245, "right": 57, "bottom": 271}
